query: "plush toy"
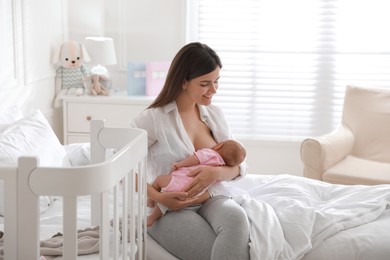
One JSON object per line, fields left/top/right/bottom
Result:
{"left": 52, "top": 41, "right": 91, "bottom": 106}
{"left": 87, "top": 74, "right": 110, "bottom": 96}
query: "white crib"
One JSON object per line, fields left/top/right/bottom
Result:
{"left": 0, "top": 120, "right": 147, "bottom": 260}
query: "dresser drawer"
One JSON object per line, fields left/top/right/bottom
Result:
{"left": 67, "top": 134, "right": 90, "bottom": 144}
{"left": 63, "top": 95, "right": 152, "bottom": 144}
{"left": 66, "top": 102, "right": 146, "bottom": 133}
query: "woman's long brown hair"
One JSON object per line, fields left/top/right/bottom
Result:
{"left": 148, "top": 42, "right": 222, "bottom": 109}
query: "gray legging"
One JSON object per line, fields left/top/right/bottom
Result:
{"left": 148, "top": 195, "right": 250, "bottom": 260}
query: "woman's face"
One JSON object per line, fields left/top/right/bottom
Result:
{"left": 182, "top": 67, "right": 220, "bottom": 106}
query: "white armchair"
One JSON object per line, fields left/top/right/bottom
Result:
{"left": 300, "top": 85, "right": 390, "bottom": 185}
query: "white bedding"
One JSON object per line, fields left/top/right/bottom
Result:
{"left": 302, "top": 209, "right": 390, "bottom": 260}
{"left": 209, "top": 174, "right": 390, "bottom": 260}
{"left": 1, "top": 189, "right": 136, "bottom": 259}
{"left": 148, "top": 174, "right": 390, "bottom": 260}
{"left": 0, "top": 196, "right": 98, "bottom": 259}
{"left": 40, "top": 197, "right": 107, "bottom": 260}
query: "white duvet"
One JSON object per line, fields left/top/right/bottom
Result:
{"left": 210, "top": 174, "right": 390, "bottom": 260}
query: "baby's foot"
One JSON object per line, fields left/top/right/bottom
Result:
{"left": 147, "top": 216, "right": 156, "bottom": 227}
{"left": 147, "top": 198, "right": 155, "bottom": 207}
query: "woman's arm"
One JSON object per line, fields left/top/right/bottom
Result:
{"left": 184, "top": 165, "right": 239, "bottom": 198}
{"left": 147, "top": 183, "right": 202, "bottom": 211}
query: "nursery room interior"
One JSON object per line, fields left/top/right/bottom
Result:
{"left": 1, "top": 0, "right": 390, "bottom": 259}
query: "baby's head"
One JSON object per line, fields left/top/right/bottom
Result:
{"left": 213, "top": 140, "right": 246, "bottom": 166}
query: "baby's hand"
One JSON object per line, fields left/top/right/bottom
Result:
{"left": 171, "top": 162, "right": 180, "bottom": 170}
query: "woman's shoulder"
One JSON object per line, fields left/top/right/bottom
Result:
{"left": 132, "top": 102, "right": 174, "bottom": 125}
{"left": 130, "top": 107, "right": 156, "bottom": 128}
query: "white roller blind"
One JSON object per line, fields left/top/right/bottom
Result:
{"left": 187, "top": 0, "right": 390, "bottom": 140}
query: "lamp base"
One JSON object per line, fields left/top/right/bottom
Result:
{"left": 90, "top": 64, "right": 108, "bottom": 76}
{"left": 87, "top": 65, "right": 112, "bottom": 91}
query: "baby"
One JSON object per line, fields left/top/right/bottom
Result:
{"left": 147, "top": 139, "right": 246, "bottom": 227}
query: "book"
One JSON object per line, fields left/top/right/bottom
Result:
{"left": 146, "top": 61, "right": 170, "bottom": 96}
{"left": 127, "top": 62, "right": 146, "bottom": 95}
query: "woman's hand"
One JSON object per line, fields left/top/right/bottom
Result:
{"left": 185, "top": 166, "right": 221, "bottom": 198}
{"left": 158, "top": 191, "right": 200, "bottom": 211}
{"left": 148, "top": 184, "right": 199, "bottom": 211}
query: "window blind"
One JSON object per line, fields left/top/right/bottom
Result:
{"left": 187, "top": 0, "right": 390, "bottom": 140}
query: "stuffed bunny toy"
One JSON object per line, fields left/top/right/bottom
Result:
{"left": 87, "top": 74, "right": 110, "bottom": 96}
{"left": 52, "top": 41, "right": 91, "bottom": 106}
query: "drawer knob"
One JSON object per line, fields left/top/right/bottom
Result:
{"left": 86, "top": 116, "right": 92, "bottom": 121}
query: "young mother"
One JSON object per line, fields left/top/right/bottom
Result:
{"left": 130, "top": 42, "right": 250, "bottom": 259}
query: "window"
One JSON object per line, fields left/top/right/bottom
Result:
{"left": 187, "top": 0, "right": 390, "bottom": 140}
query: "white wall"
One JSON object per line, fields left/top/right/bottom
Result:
{"left": 0, "top": 0, "right": 66, "bottom": 136}
{"left": 68, "top": 0, "right": 186, "bottom": 91}
{"left": 0, "top": 0, "right": 303, "bottom": 176}
{"left": 66, "top": 0, "right": 304, "bottom": 176}
{"left": 241, "top": 140, "right": 302, "bottom": 175}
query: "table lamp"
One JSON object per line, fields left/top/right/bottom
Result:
{"left": 84, "top": 37, "right": 117, "bottom": 76}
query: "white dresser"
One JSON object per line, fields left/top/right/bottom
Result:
{"left": 62, "top": 95, "right": 153, "bottom": 144}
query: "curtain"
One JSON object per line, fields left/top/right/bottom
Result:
{"left": 187, "top": 0, "right": 390, "bottom": 140}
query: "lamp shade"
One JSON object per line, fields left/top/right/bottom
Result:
{"left": 85, "top": 37, "right": 117, "bottom": 66}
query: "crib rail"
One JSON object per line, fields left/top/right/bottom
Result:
{"left": 2, "top": 120, "right": 147, "bottom": 260}
{"left": 0, "top": 167, "right": 18, "bottom": 260}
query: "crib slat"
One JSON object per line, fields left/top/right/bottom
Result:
{"left": 122, "top": 175, "right": 129, "bottom": 260}
{"left": 129, "top": 170, "right": 136, "bottom": 259}
{"left": 91, "top": 194, "right": 101, "bottom": 226}
{"left": 113, "top": 184, "right": 120, "bottom": 259}
{"left": 4, "top": 177, "right": 17, "bottom": 260}
{"left": 138, "top": 160, "right": 147, "bottom": 259}
{"left": 17, "top": 157, "right": 40, "bottom": 260}
{"left": 100, "top": 192, "right": 110, "bottom": 260}
{"left": 90, "top": 120, "right": 105, "bottom": 228}
{"left": 63, "top": 196, "right": 78, "bottom": 260}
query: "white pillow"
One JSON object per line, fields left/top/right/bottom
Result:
{"left": 0, "top": 110, "right": 69, "bottom": 166}
{"left": 63, "top": 143, "right": 116, "bottom": 166}
{"left": 64, "top": 143, "right": 91, "bottom": 166}
{"left": 0, "top": 110, "right": 70, "bottom": 216}
{"left": 0, "top": 105, "right": 24, "bottom": 132}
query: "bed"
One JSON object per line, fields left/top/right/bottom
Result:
{"left": 147, "top": 174, "right": 390, "bottom": 260}
{"left": 0, "top": 107, "right": 148, "bottom": 259}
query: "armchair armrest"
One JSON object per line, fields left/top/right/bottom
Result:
{"left": 300, "top": 125, "right": 355, "bottom": 180}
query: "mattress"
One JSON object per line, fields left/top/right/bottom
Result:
{"left": 146, "top": 211, "right": 390, "bottom": 260}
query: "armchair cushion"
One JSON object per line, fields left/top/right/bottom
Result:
{"left": 343, "top": 85, "right": 390, "bottom": 162}
{"left": 324, "top": 156, "right": 390, "bottom": 185}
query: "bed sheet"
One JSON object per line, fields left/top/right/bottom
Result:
{"left": 302, "top": 209, "right": 390, "bottom": 259}
{"left": 39, "top": 196, "right": 93, "bottom": 241}
{"left": 146, "top": 174, "right": 390, "bottom": 260}
{"left": 0, "top": 196, "right": 98, "bottom": 259}
{"left": 147, "top": 209, "right": 390, "bottom": 260}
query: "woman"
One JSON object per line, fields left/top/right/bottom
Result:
{"left": 130, "top": 42, "right": 250, "bottom": 259}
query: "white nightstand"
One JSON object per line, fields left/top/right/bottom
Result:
{"left": 62, "top": 95, "right": 153, "bottom": 144}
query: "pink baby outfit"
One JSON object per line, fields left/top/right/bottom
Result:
{"left": 161, "top": 148, "right": 225, "bottom": 193}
